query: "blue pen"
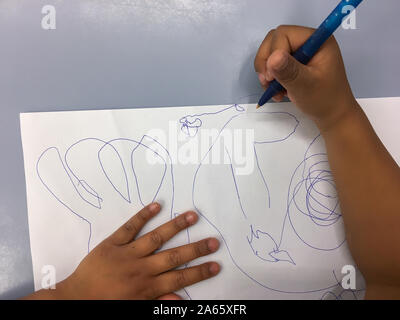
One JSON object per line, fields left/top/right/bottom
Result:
{"left": 257, "top": 0, "right": 364, "bottom": 108}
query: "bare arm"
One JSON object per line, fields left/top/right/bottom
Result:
{"left": 321, "top": 102, "right": 400, "bottom": 299}
{"left": 255, "top": 25, "right": 400, "bottom": 299}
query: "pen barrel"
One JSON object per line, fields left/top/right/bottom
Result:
{"left": 323, "top": 0, "right": 363, "bottom": 33}
{"left": 297, "top": 0, "right": 363, "bottom": 59}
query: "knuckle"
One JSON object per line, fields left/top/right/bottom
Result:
{"left": 175, "top": 271, "right": 187, "bottom": 288}
{"left": 136, "top": 209, "right": 148, "bottom": 223}
{"left": 123, "top": 221, "right": 138, "bottom": 234}
{"left": 96, "top": 242, "right": 111, "bottom": 259}
{"left": 281, "top": 60, "right": 300, "bottom": 83}
{"left": 276, "top": 25, "right": 286, "bottom": 34}
{"left": 150, "top": 231, "right": 163, "bottom": 247}
{"left": 167, "top": 250, "right": 182, "bottom": 267}
{"left": 174, "top": 215, "right": 188, "bottom": 230}
{"left": 201, "top": 264, "right": 212, "bottom": 279}
{"left": 266, "top": 28, "right": 276, "bottom": 39}
{"left": 193, "top": 240, "right": 209, "bottom": 257}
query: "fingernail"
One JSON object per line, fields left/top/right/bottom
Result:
{"left": 149, "top": 202, "right": 160, "bottom": 213}
{"left": 207, "top": 238, "right": 220, "bottom": 252}
{"left": 209, "top": 263, "right": 220, "bottom": 275}
{"left": 185, "top": 211, "right": 197, "bottom": 224}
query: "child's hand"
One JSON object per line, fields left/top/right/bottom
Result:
{"left": 55, "top": 203, "right": 220, "bottom": 299}
{"left": 254, "top": 25, "right": 357, "bottom": 132}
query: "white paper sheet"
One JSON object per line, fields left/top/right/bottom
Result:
{"left": 20, "top": 97, "right": 400, "bottom": 299}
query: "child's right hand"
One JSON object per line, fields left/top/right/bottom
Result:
{"left": 254, "top": 25, "right": 358, "bottom": 132}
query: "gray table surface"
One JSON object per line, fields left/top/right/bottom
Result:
{"left": 1, "top": 0, "right": 399, "bottom": 299}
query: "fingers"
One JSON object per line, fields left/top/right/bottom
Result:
{"left": 254, "top": 25, "right": 316, "bottom": 96}
{"left": 268, "top": 25, "right": 315, "bottom": 55}
{"left": 255, "top": 26, "right": 316, "bottom": 75}
{"left": 257, "top": 73, "right": 268, "bottom": 90}
{"left": 254, "top": 29, "right": 275, "bottom": 74}
{"left": 155, "top": 262, "right": 220, "bottom": 295}
{"left": 108, "top": 203, "right": 161, "bottom": 245}
{"left": 267, "top": 50, "right": 310, "bottom": 95}
{"left": 146, "top": 238, "right": 220, "bottom": 274}
{"left": 130, "top": 211, "right": 198, "bottom": 256}
{"left": 270, "top": 28, "right": 292, "bottom": 55}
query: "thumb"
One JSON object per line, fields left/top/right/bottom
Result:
{"left": 267, "top": 50, "right": 310, "bottom": 94}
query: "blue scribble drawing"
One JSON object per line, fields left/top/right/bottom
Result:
{"left": 180, "top": 104, "right": 364, "bottom": 295}
{"left": 179, "top": 104, "right": 245, "bottom": 138}
{"left": 247, "top": 225, "right": 295, "bottom": 265}
{"left": 36, "top": 135, "right": 175, "bottom": 252}
{"left": 34, "top": 103, "right": 365, "bottom": 298}
{"left": 183, "top": 106, "right": 299, "bottom": 267}
{"left": 285, "top": 135, "right": 345, "bottom": 251}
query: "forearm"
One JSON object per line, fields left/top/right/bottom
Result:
{"left": 320, "top": 100, "right": 400, "bottom": 292}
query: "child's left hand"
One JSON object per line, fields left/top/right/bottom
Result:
{"left": 27, "top": 202, "right": 220, "bottom": 299}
